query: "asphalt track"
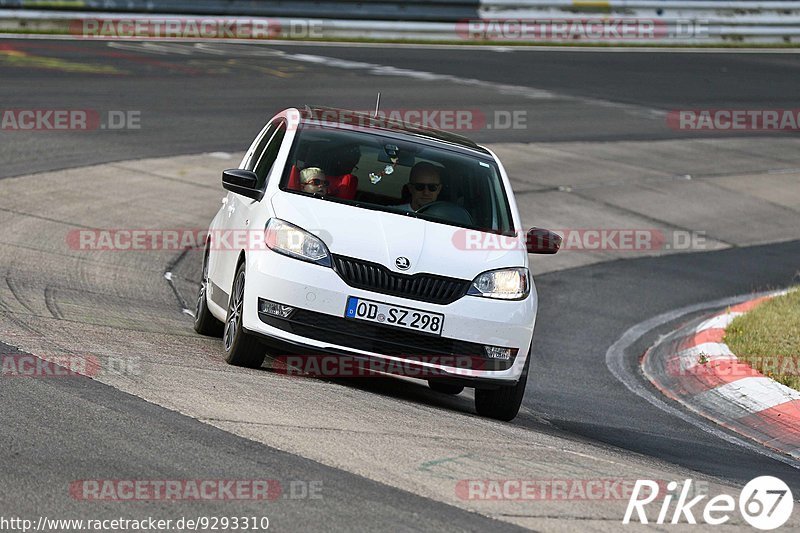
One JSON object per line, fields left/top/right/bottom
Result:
{"left": 1, "top": 39, "right": 799, "bottom": 530}
{"left": 3, "top": 40, "right": 800, "bottom": 178}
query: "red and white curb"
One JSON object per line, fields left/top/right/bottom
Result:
{"left": 642, "top": 291, "right": 800, "bottom": 459}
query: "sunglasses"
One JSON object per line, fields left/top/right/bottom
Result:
{"left": 302, "top": 179, "right": 329, "bottom": 187}
{"left": 411, "top": 183, "right": 441, "bottom": 192}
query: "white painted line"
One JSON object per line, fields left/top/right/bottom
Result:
{"left": 696, "top": 312, "right": 742, "bottom": 331}
{"left": 108, "top": 41, "right": 667, "bottom": 119}
{"left": 697, "top": 376, "right": 800, "bottom": 413}
{"left": 245, "top": 48, "right": 561, "bottom": 100}
{"left": 605, "top": 289, "right": 800, "bottom": 470}
{"left": 138, "top": 42, "right": 196, "bottom": 55}
{"left": 164, "top": 270, "right": 195, "bottom": 317}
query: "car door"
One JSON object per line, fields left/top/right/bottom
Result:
{"left": 208, "top": 119, "right": 288, "bottom": 306}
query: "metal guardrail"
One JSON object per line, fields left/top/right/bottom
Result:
{"left": 0, "top": 1, "right": 481, "bottom": 22}
{"left": 478, "top": 0, "right": 800, "bottom": 42}
{"left": 1, "top": 1, "right": 800, "bottom": 43}
{"left": 481, "top": 0, "right": 800, "bottom": 24}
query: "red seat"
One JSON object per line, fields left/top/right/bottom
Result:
{"left": 287, "top": 165, "right": 302, "bottom": 191}
{"left": 327, "top": 173, "right": 358, "bottom": 200}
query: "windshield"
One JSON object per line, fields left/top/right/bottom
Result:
{"left": 279, "top": 124, "right": 514, "bottom": 233}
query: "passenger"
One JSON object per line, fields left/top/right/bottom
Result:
{"left": 397, "top": 162, "right": 442, "bottom": 212}
{"left": 299, "top": 167, "right": 329, "bottom": 195}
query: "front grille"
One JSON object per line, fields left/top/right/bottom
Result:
{"left": 259, "top": 308, "right": 514, "bottom": 371}
{"left": 332, "top": 255, "right": 470, "bottom": 305}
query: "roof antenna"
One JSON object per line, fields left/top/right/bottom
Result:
{"left": 373, "top": 92, "right": 381, "bottom": 118}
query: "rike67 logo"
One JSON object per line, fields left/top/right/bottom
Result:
{"left": 624, "top": 476, "right": 793, "bottom": 530}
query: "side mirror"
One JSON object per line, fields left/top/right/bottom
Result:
{"left": 526, "top": 227, "right": 562, "bottom": 254}
{"left": 222, "top": 169, "right": 262, "bottom": 201}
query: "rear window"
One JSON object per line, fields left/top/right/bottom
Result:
{"left": 279, "top": 124, "right": 514, "bottom": 233}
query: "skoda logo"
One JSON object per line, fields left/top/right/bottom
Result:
{"left": 395, "top": 257, "right": 411, "bottom": 270}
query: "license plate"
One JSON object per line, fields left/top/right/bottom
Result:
{"left": 345, "top": 297, "right": 444, "bottom": 336}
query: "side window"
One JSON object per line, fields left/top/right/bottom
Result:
{"left": 244, "top": 122, "right": 277, "bottom": 172}
{"left": 253, "top": 121, "right": 287, "bottom": 189}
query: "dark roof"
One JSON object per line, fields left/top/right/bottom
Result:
{"left": 299, "top": 106, "right": 489, "bottom": 155}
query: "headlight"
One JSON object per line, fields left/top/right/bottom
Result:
{"left": 265, "top": 218, "right": 331, "bottom": 267}
{"left": 467, "top": 268, "right": 529, "bottom": 300}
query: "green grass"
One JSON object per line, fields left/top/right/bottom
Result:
{"left": 724, "top": 288, "right": 800, "bottom": 391}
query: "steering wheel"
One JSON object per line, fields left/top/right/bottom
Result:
{"left": 415, "top": 201, "right": 474, "bottom": 226}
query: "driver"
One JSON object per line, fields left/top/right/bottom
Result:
{"left": 397, "top": 162, "right": 442, "bottom": 212}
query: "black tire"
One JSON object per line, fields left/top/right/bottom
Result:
{"left": 194, "top": 251, "right": 224, "bottom": 337}
{"left": 474, "top": 355, "right": 530, "bottom": 421}
{"left": 428, "top": 381, "right": 464, "bottom": 395}
{"left": 223, "top": 262, "right": 266, "bottom": 369}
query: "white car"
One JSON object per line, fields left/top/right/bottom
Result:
{"left": 194, "top": 106, "right": 561, "bottom": 421}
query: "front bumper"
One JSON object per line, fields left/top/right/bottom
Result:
{"left": 242, "top": 250, "right": 537, "bottom": 384}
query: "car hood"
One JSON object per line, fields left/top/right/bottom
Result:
{"left": 270, "top": 192, "right": 526, "bottom": 280}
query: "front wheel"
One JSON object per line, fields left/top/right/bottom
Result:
{"left": 474, "top": 355, "right": 530, "bottom": 421}
{"left": 223, "top": 262, "right": 266, "bottom": 369}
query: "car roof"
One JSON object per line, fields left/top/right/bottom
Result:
{"left": 297, "top": 106, "right": 491, "bottom": 156}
